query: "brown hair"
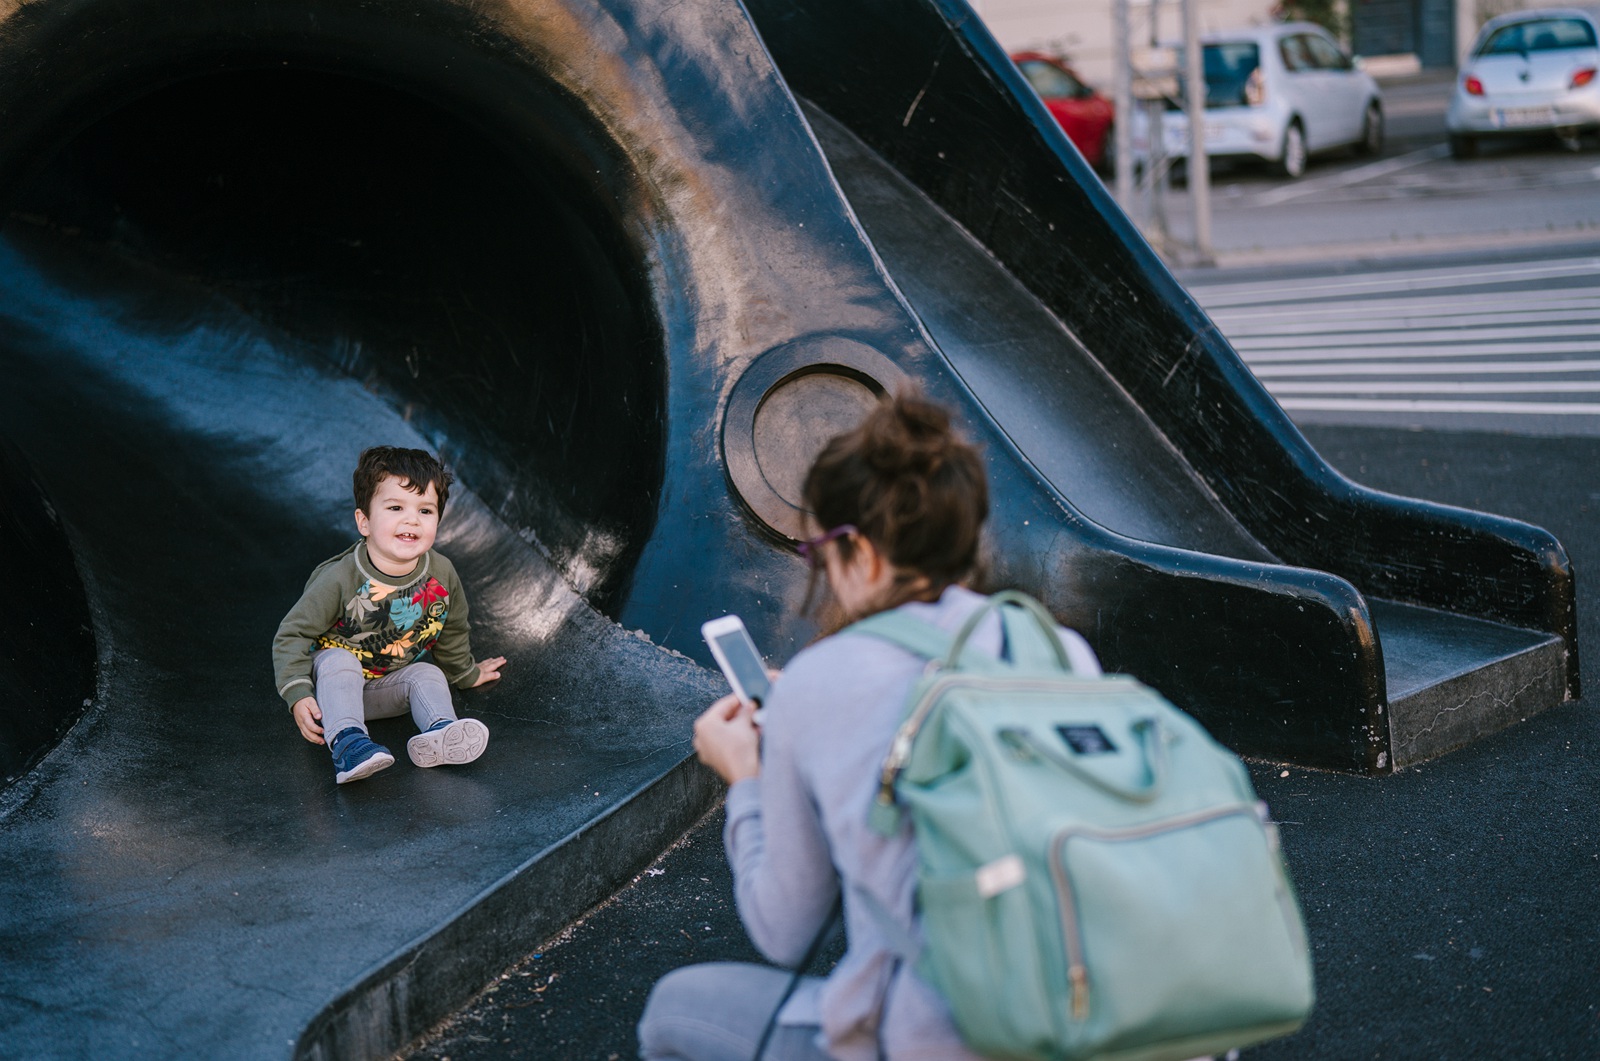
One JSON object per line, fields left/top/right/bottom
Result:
{"left": 801, "top": 392, "right": 987, "bottom": 617}
{"left": 353, "top": 446, "right": 455, "bottom": 516}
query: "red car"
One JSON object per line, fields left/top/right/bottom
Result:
{"left": 1012, "top": 52, "right": 1116, "bottom": 170}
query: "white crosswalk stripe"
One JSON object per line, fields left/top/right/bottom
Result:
{"left": 1185, "top": 253, "right": 1600, "bottom": 421}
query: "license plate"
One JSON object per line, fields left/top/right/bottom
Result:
{"left": 1164, "top": 124, "right": 1221, "bottom": 150}
{"left": 1493, "top": 105, "right": 1555, "bottom": 129}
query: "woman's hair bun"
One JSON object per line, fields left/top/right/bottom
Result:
{"left": 802, "top": 389, "right": 988, "bottom": 601}
{"left": 861, "top": 392, "right": 958, "bottom": 477}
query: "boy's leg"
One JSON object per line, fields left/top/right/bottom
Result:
{"left": 638, "top": 963, "right": 830, "bottom": 1061}
{"left": 364, "top": 662, "right": 490, "bottom": 768}
{"left": 363, "top": 661, "right": 455, "bottom": 730}
{"left": 312, "top": 649, "right": 373, "bottom": 740}
{"left": 312, "top": 649, "right": 395, "bottom": 783}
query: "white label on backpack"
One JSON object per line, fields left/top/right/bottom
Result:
{"left": 976, "top": 854, "right": 1027, "bottom": 898}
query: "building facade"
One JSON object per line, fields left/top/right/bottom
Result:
{"left": 973, "top": 0, "right": 1545, "bottom": 81}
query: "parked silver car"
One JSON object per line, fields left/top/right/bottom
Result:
{"left": 1446, "top": 8, "right": 1600, "bottom": 158}
{"left": 1130, "top": 22, "right": 1383, "bottom": 179}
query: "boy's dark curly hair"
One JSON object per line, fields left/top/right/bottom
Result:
{"left": 353, "top": 446, "right": 454, "bottom": 516}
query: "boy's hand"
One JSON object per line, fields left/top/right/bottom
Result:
{"left": 472, "top": 657, "right": 508, "bottom": 687}
{"left": 292, "top": 697, "right": 325, "bottom": 744}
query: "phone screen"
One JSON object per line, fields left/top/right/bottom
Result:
{"left": 708, "top": 625, "right": 771, "bottom": 705}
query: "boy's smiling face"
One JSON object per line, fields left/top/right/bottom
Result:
{"left": 355, "top": 475, "right": 440, "bottom": 577}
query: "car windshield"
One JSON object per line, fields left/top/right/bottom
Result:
{"left": 1478, "top": 18, "right": 1597, "bottom": 55}
{"left": 1201, "top": 42, "right": 1261, "bottom": 106}
{"left": 1019, "top": 60, "right": 1087, "bottom": 100}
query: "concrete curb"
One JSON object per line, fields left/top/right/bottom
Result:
{"left": 1192, "top": 225, "right": 1600, "bottom": 271}
{"left": 294, "top": 755, "right": 722, "bottom": 1061}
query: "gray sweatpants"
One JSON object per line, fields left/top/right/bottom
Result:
{"left": 638, "top": 962, "right": 832, "bottom": 1061}
{"left": 311, "top": 648, "right": 456, "bottom": 740}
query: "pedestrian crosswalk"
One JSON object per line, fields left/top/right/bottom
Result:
{"left": 1184, "top": 253, "right": 1600, "bottom": 421}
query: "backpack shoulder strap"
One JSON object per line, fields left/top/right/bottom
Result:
{"left": 844, "top": 610, "right": 956, "bottom": 663}
{"left": 848, "top": 591, "right": 1075, "bottom": 674}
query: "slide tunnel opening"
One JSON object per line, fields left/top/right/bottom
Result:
{"left": 5, "top": 63, "right": 668, "bottom": 606}
{"left": 0, "top": 63, "right": 668, "bottom": 785}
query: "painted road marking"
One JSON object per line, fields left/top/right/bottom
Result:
{"left": 1252, "top": 359, "right": 1600, "bottom": 377}
{"left": 1254, "top": 145, "right": 1450, "bottom": 206}
{"left": 1189, "top": 250, "right": 1600, "bottom": 421}
{"left": 1190, "top": 257, "right": 1600, "bottom": 307}
{"left": 1277, "top": 399, "right": 1600, "bottom": 414}
{"left": 1270, "top": 380, "right": 1600, "bottom": 394}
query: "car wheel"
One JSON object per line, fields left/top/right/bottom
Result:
{"left": 1276, "top": 121, "right": 1307, "bottom": 178}
{"left": 1097, "top": 126, "right": 1116, "bottom": 176}
{"left": 1448, "top": 132, "right": 1477, "bottom": 160}
{"left": 1356, "top": 102, "right": 1383, "bottom": 156}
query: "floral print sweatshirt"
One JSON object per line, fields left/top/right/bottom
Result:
{"left": 272, "top": 541, "right": 482, "bottom": 709}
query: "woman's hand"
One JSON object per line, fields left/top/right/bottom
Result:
{"left": 693, "top": 692, "right": 761, "bottom": 785}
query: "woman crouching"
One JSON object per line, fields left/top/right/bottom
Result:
{"left": 638, "top": 392, "right": 1100, "bottom": 1061}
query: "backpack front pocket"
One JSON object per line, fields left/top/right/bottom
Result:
{"left": 1049, "top": 805, "right": 1314, "bottom": 1056}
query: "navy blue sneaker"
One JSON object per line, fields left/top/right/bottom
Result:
{"left": 407, "top": 717, "right": 490, "bottom": 768}
{"left": 329, "top": 727, "right": 395, "bottom": 784}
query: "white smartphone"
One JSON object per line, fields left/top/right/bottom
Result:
{"left": 701, "top": 615, "right": 772, "bottom": 716}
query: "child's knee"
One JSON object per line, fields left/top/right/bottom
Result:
{"left": 311, "top": 648, "right": 362, "bottom": 680}
{"left": 403, "top": 661, "right": 449, "bottom": 688}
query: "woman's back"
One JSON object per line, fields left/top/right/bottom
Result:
{"left": 730, "top": 585, "right": 1098, "bottom": 1060}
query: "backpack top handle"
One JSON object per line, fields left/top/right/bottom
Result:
{"left": 946, "top": 590, "right": 1074, "bottom": 673}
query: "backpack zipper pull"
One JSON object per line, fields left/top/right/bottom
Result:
{"left": 1070, "top": 964, "right": 1089, "bottom": 1020}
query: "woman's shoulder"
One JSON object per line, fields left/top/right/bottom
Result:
{"left": 773, "top": 592, "right": 980, "bottom": 706}
{"left": 783, "top": 626, "right": 918, "bottom": 685}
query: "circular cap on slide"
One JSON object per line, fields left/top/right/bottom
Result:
{"left": 721, "top": 336, "right": 909, "bottom": 541}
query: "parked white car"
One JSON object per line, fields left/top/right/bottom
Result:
{"left": 1446, "top": 8, "right": 1600, "bottom": 158}
{"left": 1130, "top": 22, "right": 1384, "bottom": 178}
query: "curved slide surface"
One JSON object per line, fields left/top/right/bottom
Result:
{"left": 0, "top": 0, "right": 1575, "bottom": 1058}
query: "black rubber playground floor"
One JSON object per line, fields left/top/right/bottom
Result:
{"left": 403, "top": 422, "right": 1600, "bottom": 1061}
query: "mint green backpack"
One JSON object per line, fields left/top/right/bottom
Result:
{"left": 848, "top": 591, "right": 1314, "bottom": 1061}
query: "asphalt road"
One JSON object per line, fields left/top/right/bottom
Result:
{"left": 1143, "top": 72, "right": 1600, "bottom": 267}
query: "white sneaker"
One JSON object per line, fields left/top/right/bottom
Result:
{"left": 407, "top": 718, "right": 490, "bottom": 768}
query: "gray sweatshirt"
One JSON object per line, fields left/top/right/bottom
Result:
{"left": 724, "top": 585, "right": 1100, "bottom": 1061}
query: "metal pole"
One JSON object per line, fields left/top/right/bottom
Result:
{"left": 1146, "top": 95, "right": 1167, "bottom": 245}
{"left": 1146, "top": 0, "right": 1167, "bottom": 249}
{"left": 1182, "top": 0, "right": 1212, "bottom": 264}
{"left": 1111, "top": 0, "right": 1134, "bottom": 209}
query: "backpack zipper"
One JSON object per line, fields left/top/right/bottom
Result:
{"left": 1046, "top": 802, "right": 1269, "bottom": 1022}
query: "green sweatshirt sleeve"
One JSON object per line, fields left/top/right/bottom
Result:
{"left": 272, "top": 550, "right": 356, "bottom": 710}
{"left": 430, "top": 555, "right": 482, "bottom": 689}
